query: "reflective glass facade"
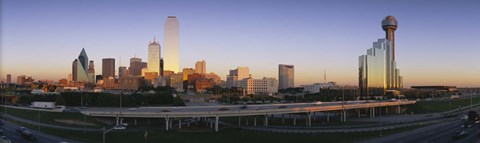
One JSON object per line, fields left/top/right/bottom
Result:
{"left": 359, "top": 39, "right": 402, "bottom": 97}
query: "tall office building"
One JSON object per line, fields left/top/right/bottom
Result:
{"left": 129, "top": 57, "right": 142, "bottom": 76}
{"left": 160, "top": 58, "right": 164, "bottom": 76}
{"left": 118, "top": 66, "right": 127, "bottom": 78}
{"left": 102, "top": 58, "right": 115, "bottom": 78}
{"left": 6, "top": 74, "right": 11, "bottom": 84}
{"left": 195, "top": 60, "right": 206, "bottom": 74}
{"left": 148, "top": 37, "right": 161, "bottom": 74}
{"left": 72, "top": 60, "right": 78, "bottom": 81}
{"left": 164, "top": 16, "right": 180, "bottom": 72}
{"left": 278, "top": 64, "right": 294, "bottom": 89}
{"left": 226, "top": 67, "right": 249, "bottom": 88}
{"left": 72, "top": 48, "right": 92, "bottom": 83}
{"left": 88, "top": 60, "right": 95, "bottom": 83}
{"left": 359, "top": 15, "right": 402, "bottom": 97}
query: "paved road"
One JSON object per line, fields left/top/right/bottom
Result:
{"left": 1, "top": 113, "right": 100, "bottom": 131}
{"left": 359, "top": 110, "right": 480, "bottom": 143}
{"left": 1, "top": 119, "right": 82, "bottom": 143}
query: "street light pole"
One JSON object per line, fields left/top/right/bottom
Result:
{"left": 471, "top": 93, "right": 473, "bottom": 109}
{"left": 102, "top": 127, "right": 105, "bottom": 143}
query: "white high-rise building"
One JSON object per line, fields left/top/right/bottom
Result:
{"left": 195, "top": 60, "right": 206, "bottom": 74}
{"left": 164, "top": 16, "right": 180, "bottom": 72}
{"left": 278, "top": 64, "right": 294, "bottom": 89}
{"left": 226, "top": 67, "right": 249, "bottom": 88}
{"left": 239, "top": 77, "right": 278, "bottom": 95}
{"left": 148, "top": 37, "right": 161, "bottom": 74}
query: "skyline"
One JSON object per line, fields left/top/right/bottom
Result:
{"left": 1, "top": 0, "right": 480, "bottom": 87}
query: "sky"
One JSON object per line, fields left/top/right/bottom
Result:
{"left": 1, "top": 0, "right": 479, "bottom": 87}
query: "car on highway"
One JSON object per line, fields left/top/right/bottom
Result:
{"left": 16, "top": 127, "right": 28, "bottom": 133}
{"left": 113, "top": 125, "right": 126, "bottom": 130}
{"left": 21, "top": 131, "right": 37, "bottom": 141}
{"left": 452, "top": 130, "right": 469, "bottom": 139}
{"left": 0, "top": 129, "right": 3, "bottom": 134}
{"left": 0, "top": 136, "right": 12, "bottom": 143}
{"left": 314, "top": 101, "right": 323, "bottom": 106}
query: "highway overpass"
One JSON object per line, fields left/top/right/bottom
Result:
{"left": 81, "top": 100, "right": 415, "bottom": 132}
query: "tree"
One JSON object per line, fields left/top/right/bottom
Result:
{"left": 55, "top": 95, "right": 66, "bottom": 105}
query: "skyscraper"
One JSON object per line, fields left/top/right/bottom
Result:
{"left": 195, "top": 60, "right": 206, "bottom": 74}
{"left": 72, "top": 48, "right": 92, "bottom": 83}
{"left": 72, "top": 59, "right": 78, "bottom": 81}
{"left": 359, "top": 16, "right": 402, "bottom": 97}
{"left": 278, "top": 64, "right": 294, "bottom": 89}
{"left": 6, "top": 74, "right": 11, "bottom": 84}
{"left": 118, "top": 66, "right": 127, "bottom": 78}
{"left": 164, "top": 16, "right": 180, "bottom": 72}
{"left": 160, "top": 58, "right": 164, "bottom": 76}
{"left": 129, "top": 57, "right": 142, "bottom": 76}
{"left": 88, "top": 60, "right": 95, "bottom": 83}
{"left": 102, "top": 58, "right": 115, "bottom": 78}
{"left": 148, "top": 37, "right": 161, "bottom": 74}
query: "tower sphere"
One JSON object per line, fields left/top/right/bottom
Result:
{"left": 382, "top": 15, "right": 398, "bottom": 30}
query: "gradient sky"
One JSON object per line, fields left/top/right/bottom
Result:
{"left": 1, "top": 0, "right": 479, "bottom": 87}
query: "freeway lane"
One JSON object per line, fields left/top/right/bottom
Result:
{"left": 81, "top": 100, "right": 415, "bottom": 118}
{"left": 0, "top": 119, "right": 82, "bottom": 143}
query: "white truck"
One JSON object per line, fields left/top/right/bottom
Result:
{"left": 31, "top": 102, "right": 55, "bottom": 109}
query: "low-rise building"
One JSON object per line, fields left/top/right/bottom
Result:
{"left": 239, "top": 77, "right": 278, "bottom": 95}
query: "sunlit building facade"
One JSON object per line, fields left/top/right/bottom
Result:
{"left": 226, "top": 67, "right": 249, "bottom": 88}
{"left": 195, "top": 60, "right": 206, "bottom": 74}
{"left": 359, "top": 39, "right": 403, "bottom": 97}
{"left": 359, "top": 16, "right": 403, "bottom": 97}
{"left": 148, "top": 37, "right": 161, "bottom": 74}
{"left": 239, "top": 77, "right": 278, "bottom": 95}
{"left": 164, "top": 16, "right": 180, "bottom": 72}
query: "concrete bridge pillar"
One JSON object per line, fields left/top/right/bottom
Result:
{"left": 238, "top": 117, "right": 241, "bottom": 127}
{"left": 308, "top": 112, "right": 312, "bottom": 127}
{"left": 215, "top": 116, "right": 219, "bottom": 132}
{"left": 326, "top": 112, "right": 330, "bottom": 122}
{"left": 179, "top": 119, "right": 182, "bottom": 129}
{"left": 254, "top": 117, "right": 257, "bottom": 127}
{"left": 165, "top": 117, "right": 169, "bottom": 131}
{"left": 264, "top": 115, "right": 269, "bottom": 126}
{"left": 293, "top": 114, "right": 296, "bottom": 126}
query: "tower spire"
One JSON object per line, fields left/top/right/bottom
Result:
{"left": 324, "top": 69, "right": 326, "bottom": 83}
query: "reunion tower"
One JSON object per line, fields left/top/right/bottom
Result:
{"left": 382, "top": 15, "right": 398, "bottom": 60}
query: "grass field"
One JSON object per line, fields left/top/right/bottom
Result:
{"left": 405, "top": 96, "right": 480, "bottom": 114}
{"left": 0, "top": 106, "right": 107, "bottom": 128}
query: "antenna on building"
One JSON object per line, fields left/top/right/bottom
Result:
{"left": 324, "top": 69, "right": 326, "bottom": 83}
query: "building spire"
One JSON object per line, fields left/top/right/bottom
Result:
{"left": 324, "top": 69, "right": 326, "bottom": 83}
